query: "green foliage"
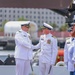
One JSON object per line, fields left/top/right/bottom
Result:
{"left": 2, "top": 20, "right": 8, "bottom": 27}
{"left": 50, "top": 23, "right": 58, "bottom": 30}
{"left": 51, "top": 23, "right": 58, "bottom": 28}
{"left": 38, "top": 25, "right": 44, "bottom": 31}
{"left": 0, "top": 20, "right": 8, "bottom": 31}
{"left": 59, "top": 23, "right": 68, "bottom": 31}
{"left": 0, "top": 28, "right": 3, "bottom": 32}
{"left": 0, "top": 16, "right": 28, "bottom": 32}
{"left": 18, "top": 16, "right": 28, "bottom": 21}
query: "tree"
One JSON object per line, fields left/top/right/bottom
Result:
{"left": 0, "top": 20, "right": 8, "bottom": 32}
{"left": 59, "top": 23, "right": 68, "bottom": 31}
{"left": 18, "top": 16, "right": 28, "bottom": 21}
{"left": 50, "top": 23, "right": 58, "bottom": 30}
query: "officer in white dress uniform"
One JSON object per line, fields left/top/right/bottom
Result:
{"left": 64, "top": 15, "right": 75, "bottom": 75}
{"left": 33, "top": 22, "right": 58, "bottom": 75}
{"left": 14, "top": 21, "right": 33, "bottom": 75}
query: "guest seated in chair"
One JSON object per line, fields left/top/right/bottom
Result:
{"left": 4, "top": 54, "right": 15, "bottom": 65}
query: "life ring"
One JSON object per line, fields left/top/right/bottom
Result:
{"left": 56, "top": 61, "right": 66, "bottom": 66}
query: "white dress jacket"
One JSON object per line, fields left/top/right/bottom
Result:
{"left": 64, "top": 37, "right": 75, "bottom": 71}
{"left": 14, "top": 30, "right": 32, "bottom": 60}
{"left": 33, "top": 33, "right": 58, "bottom": 65}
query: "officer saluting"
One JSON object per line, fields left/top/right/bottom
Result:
{"left": 14, "top": 21, "right": 32, "bottom": 75}
{"left": 64, "top": 15, "right": 75, "bottom": 75}
{"left": 33, "top": 22, "right": 58, "bottom": 75}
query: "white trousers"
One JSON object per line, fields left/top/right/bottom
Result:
{"left": 15, "top": 59, "right": 31, "bottom": 75}
{"left": 39, "top": 61, "right": 52, "bottom": 75}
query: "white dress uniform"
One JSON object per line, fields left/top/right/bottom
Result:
{"left": 14, "top": 29, "right": 32, "bottom": 75}
{"left": 64, "top": 37, "right": 75, "bottom": 71}
{"left": 33, "top": 33, "right": 58, "bottom": 75}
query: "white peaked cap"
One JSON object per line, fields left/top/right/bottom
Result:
{"left": 43, "top": 22, "right": 53, "bottom": 30}
{"left": 21, "top": 21, "right": 30, "bottom": 26}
